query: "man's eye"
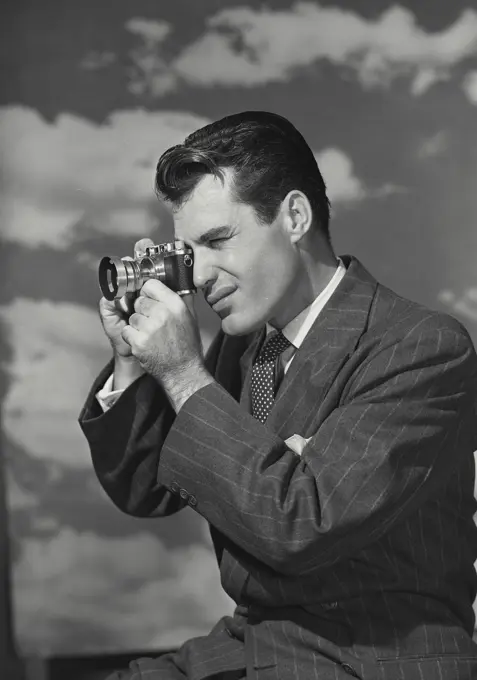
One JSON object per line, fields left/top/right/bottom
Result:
{"left": 208, "top": 238, "right": 227, "bottom": 248}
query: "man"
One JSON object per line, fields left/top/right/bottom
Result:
{"left": 79, "top": 111, "right": 477, "bottom": 680}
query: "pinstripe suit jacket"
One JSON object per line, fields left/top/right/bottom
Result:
{"left": 80, "top": 256, "right": 477, "bottom": 680}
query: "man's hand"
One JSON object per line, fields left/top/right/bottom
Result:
{"left": 98, "top": 238, "right": 156, "bottom": 358}
{"left": 121, "top": 279, "right": 214, "bottom": 412}
{"left": 99, "top": 294, "right": 136, "bottom": 358}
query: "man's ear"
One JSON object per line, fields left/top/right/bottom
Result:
{"left": 282, "top": 190, "right": 313, "bottom": 243}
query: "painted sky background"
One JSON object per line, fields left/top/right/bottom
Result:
{"left": 1, "top": 0, "right": 477, "bottom": 657}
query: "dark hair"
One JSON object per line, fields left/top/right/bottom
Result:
{"left": 155, "top": 111, "right": 331, "bottom": 240}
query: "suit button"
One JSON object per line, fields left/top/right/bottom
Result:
{"left": 179, "top": 488, "right": 188, "bottom": 499}
{"left": 170, "top": 482, "right": 180, "bottom": 493}
{"left": 188, "top": 495, "right": 197, "bottom": 507}
{"left": 342, "top": 663, "right": 359, "bottom": 677}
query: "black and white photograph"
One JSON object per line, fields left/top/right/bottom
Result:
{"left": 1, "top": 1, "right": 477, "bottom": 679}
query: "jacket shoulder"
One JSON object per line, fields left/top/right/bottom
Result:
{"left": 368, "top": 282, "right": 474, "bottom": 344}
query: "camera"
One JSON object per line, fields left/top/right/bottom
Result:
{"left": 98, "top": 240, "right": 195, "bottom": 301}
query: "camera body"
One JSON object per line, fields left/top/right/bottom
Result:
{"left": 98, "top": 240, "right": 195, "bottom": 301}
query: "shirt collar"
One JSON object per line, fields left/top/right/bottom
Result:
{"left": 266, "top": 257, "right": 347, "bottom": 349}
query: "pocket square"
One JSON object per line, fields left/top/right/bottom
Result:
{"left": 285, "top": 434, "right": 311, "bottom": 456}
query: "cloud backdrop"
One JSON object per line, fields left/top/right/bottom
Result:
{"left": 1, "top": 0, "right": 476, "bottom": 657}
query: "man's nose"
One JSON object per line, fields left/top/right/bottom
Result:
{"left": 193, "top": 251, "right": 216, "bottom": 291}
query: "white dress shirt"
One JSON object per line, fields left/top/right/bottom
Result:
{"left": 266, "top": 257, "right": 347, "bottom": 375}
{"left": 96, "top": 258, "right": 347, "bottom": 412}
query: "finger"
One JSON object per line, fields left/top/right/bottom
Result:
{"left": 141, "top": 278, "right": 181, "bottom": 305}
{"left": 115, "top": 292, "right": 136, "bottom": 316}
{"left": 128, "top": 312, "right": 150, "bottom": 331}
{"left": 134, "top": 237, "right": 155, "bottom": 258}
{"left": 134, "top": 295, "right": 154, "bottom": 317}
{"left": 100, "top": 296, "right": 126, "bottom": 317}
{"left": 121, "top": 324, "right": 137, "bottom": 347}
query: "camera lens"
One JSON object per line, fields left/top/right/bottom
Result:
{"left": 98, "top": 256, "right": 139, "bottom": 299}
{"left": 98, "top": 257, "right": 119, "bottom": 300}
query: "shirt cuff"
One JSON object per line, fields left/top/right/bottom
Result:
{"left": 96, "top": 373, "right": 125, "bottom": 412}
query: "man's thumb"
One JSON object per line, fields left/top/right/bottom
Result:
{"left": 134, "top": 238, "right": 156, "bottom": 258}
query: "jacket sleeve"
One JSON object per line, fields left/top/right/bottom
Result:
{"left": 78, "top": 331, "right": 225, "bottom": 517}
{"left": 156, "top": 318, "right": 477, "bottom": 574}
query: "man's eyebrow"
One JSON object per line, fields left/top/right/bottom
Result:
{"left": 193, "top": 225, "right": 233, "bottom": 245}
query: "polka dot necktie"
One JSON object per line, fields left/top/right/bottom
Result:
{"left": 251, "top": 330, "right": 292, "bottom": 424}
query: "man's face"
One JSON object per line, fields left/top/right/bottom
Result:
{"left": 173, "top": 171, "right": 301, "bottom": 335}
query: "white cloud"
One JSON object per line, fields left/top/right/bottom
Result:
{"left": 126, "top": 19, "right": 175, "bottom": 97}
{"left": 0, "top": 298, "right": 111, "bottom": 468}
{"left": 418, "top": 130, "right": 449, "bottom": 159}
{"left": 315, "top": 147, "right": 405, "bottom": 205}
{"left": 125, "top": 5, "right": 477, "bottom": 96}
{"left": 316, "top": 148, "right": 365, "bottom": 203}
{"left": 438, "top": 288, "right": 477, "bottom": 322}
{"left": 126, "top": 18, "right": 171, "bottom": 43}
{"left": 463, "top": 70, "right": 477, "bottom": 104}
{"left": 410, "top": 68, "right": 449, "bottom": 96}
{"left": 368, "top": 182, "right": 408, "bottom": 199}
{"left": 31, "top": 516, "right": 61, "bottom": 533}
{"left": 80, "top": 51, "right": 116, "bottom": 71}
{"left": 13, "top": 528, "right": 234, "bottom": 655}
{"left": 0, "top": 106, "right": 210, "bottom": 248}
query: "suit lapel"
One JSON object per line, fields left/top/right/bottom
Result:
{"left": 213, "top": 329, "right": 264, "bottom": 405}
{"left": 265, "top": 256, "right": 378, "bottom": 439}
{"left": 215, "top": 257, "right": 379, "bottom": 436}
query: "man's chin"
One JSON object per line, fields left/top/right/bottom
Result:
{"left": 220, "top": 313, "right": 262, "bottom": 336}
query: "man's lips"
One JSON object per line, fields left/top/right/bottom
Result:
{"left": 206, "top": 286, "right": 236, "bottom": 307}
